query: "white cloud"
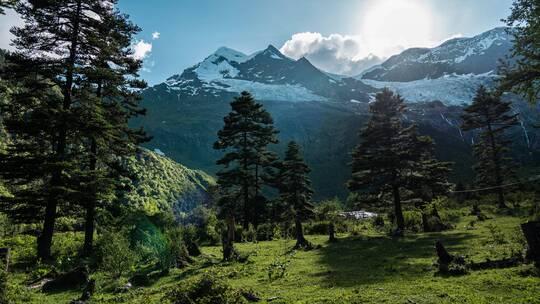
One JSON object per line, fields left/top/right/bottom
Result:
{"left": 279, "top": 32, "right": 385, "bottom": 76}
{"left": 132, "top": 40, "right": 152, "bottom": 60}
{"left": 152, "top": 31, "right": 160, "bottom": 40}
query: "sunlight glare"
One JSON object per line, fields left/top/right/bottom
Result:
{"left": 361, "top": 0, "right": 435, "bottom": 57}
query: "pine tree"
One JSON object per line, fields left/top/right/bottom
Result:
{"left": 0, "top": 55, "right": 67, "bottom": 235}
{"left": 213, "top": 91, "right": 278, "bottom": 260}
{"left": 348, "top": 88, "right": 451, "bottom": 234}
{"left": 499, "top": 0, "right": 540, "bottom": 104}
{"left": 461, "top": 86, "right": 519, "bottom": 209}
{"left": 0, "top": 0, "right": 16, "bottom": 14}
{"left": 0, "top": 0, "right": 144, "bottom": 259}
{"left": 77, "top": 5, "right": 149, "bottom": 256}
{"left": 277, "top": 141, "right": 314, "bottom": 249}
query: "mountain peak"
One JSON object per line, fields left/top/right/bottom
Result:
{"left": 258, "top": 44, "right": 290, "bottom": 61}
{"left": 211, "top": 46, "right": 248, "bottom": 63}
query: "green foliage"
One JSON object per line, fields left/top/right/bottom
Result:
{"left": 0, "top": 264, "right": 8, "bottom": 303}
{"left": 500, "top": 0, "right": 540, "bottom": 104}
{"left": 213, "top": 91, "right": 279, "bottom": 229}
{"left": 267, "top": 251, "right": 295, "bottom": 281}
{"left": 123, "top": 150, "right": 215, "bottom": 215}
{"left": 256, "top": 223, "right": 281, "bottom": 241}
{"left": 183, "top": 206, "right": 221, "bottom": 245}
{"left": 349, "top": 88, "right": 452, "bottom": 231}
{"left": 402, "top": 210, "right": 423, "bottom": 232}
{"left": 180, "top": 225, "right": 201, "bottom": 257}
{"left": 97, "top": 231, "right": 139, "bottom": 279}
{"left": 461, "top": 86, "right": 519, "bottom": 208}
{"left": 242, "top": 224, "right": 257, "bottom": 243}
{"left": 163, "top": 274, "right": 247, "bottom": 304}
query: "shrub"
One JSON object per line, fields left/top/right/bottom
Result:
{"left": 267, "top": 252, "right": 295, "bottom": 281}
{"left": 181, "top": 225, "right": 201, "bottom": 256}
{"left": 96, "top": 231, "right": 138, "bottom": 278}
{"left": 160, "top": 227, "right": 191, "bottom": 272}
{"left": 185, "top": 206, "right": 221, "bottom": 245}
{"left": 403, "top": 210, "right": 422, "bottom": 232}
{"left": 242, "top": 224, "right": 256, "bottom": 243}
{"left": 256, "top": 223, "right": 281, "bottom": 241}
{"left": 235, "top": 225, "right": 244, "bottom": 242}
{"left": 304, "top": 221, "right": 329, "bottom": 235}
{"left": 163, "top": 274, "right": 247, "bottom": 304}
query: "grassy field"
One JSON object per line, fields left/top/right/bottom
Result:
{"left": 3, "top": 212, "right": 540, "bottom": 304}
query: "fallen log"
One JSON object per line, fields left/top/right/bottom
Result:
{"left": 469, "top": 257, "right": 523, "bottom": 270}
{"left": 42, "top": 267, "right": 88, "bottom": 292}
{"left": 435, "top": 241, "right": 524, "bottom": 275}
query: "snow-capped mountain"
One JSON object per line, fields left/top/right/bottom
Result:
{"left": 361, "top": 27, "right": 512, "bottom": 82}
{"left": 136, "top": 27, "right": 540, "bottom": 201}
{"left": 157, "top": 45, "right": 375, "bottom": 103}
{"left": 358, "top": 27, "right": 513, "bottom": 105}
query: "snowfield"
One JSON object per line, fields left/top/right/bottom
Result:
{"left": 363, "top": 73, "right": 498, "bottom": 105}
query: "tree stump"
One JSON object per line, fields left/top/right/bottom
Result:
{"left": 0, "top": 248, "right": 10, "bottom": 272}
{"left": 435, "top": 241, "right": 453, "bottom": 265}
{"left": 521, "top": 220, "right": 540, "bottom": 267}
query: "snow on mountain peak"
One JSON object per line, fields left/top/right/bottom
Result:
{"left": 258, "top": 44, "right": 292, "bottom": 61}
{"left": 212, "top": 47, "right": 248, "bottom": 63}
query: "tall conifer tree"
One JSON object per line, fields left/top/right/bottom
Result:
{"left": 78, "top": 4, "right": 148, "bottom": 255}
{"left": 277, "top": 141, "right": 314, "bottom": 249}
{"left": 213, "top": 91, "right": 278, "bottom": 260}
{"left": 461, "top": 86, "right": 519, "bottom": 208}
{"left": 348, "top": 89, "right": 451, "bottom": 234}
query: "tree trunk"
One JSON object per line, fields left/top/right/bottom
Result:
{"left": 487, "top": 122, "right": 507, "bottom": 209}
{"left": 294, "top": 217, "right": 310, "bottom": 249}
{"left": 37, "top": 178, "right": 59, "bottom": 260}
{"left": 82, "top": 139, "right": 97, "bottom": 256}
{"left": 521, "top": 220, "right": 540, "bottom": 267}
{"left": 242, "top": 129, "right": 249, "bottom": 230}
{"left": 392, "top": 185, "right": 404, "bottom": 235}
{"left": 83, "top": 79, "right": 102, "bottom": 256}
{"left": 223, "top": 216, "right": 237, "bottom": 261}
{"left": 328, "top": 222, "right": 336, "bottom": 242}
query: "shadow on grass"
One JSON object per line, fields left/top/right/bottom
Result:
{"left": 316, "top": 231, "right": 476, "bottom": 287}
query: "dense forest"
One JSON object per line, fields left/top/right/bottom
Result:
{"left": 0, "top": 0, "right": 539, "bottom": 303}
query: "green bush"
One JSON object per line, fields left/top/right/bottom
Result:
{"left": 234, "top": 225, "right": 244, "bottom": 242}
{"left": 163, "top": 274, "right": 247, "bottom": 304}
{"left": 304, "top": 221, "right": 329, "bottom": 235}
{"left": 242, "top": 224, "right": 257, "bottom": 242}
{"left": 403, "top": 210, "right": 422, "bottom": 232}
{"left": 96, "top": 231, "right": 138, "bottom": 279}
{"left": 165, "top": 227, "right": 191, "bottom": 269}
{"left": 186, "top": 206, "right": 221, "bottom": 245}
{"left": 256, "top": 223, "right": 281, "bottom": 241}
{"left": 181, "top": 225, "right": 201, "bottom": 256}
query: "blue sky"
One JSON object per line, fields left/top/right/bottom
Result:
{"left": 0, "top": 0, "right": 514, "bottom": 85}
